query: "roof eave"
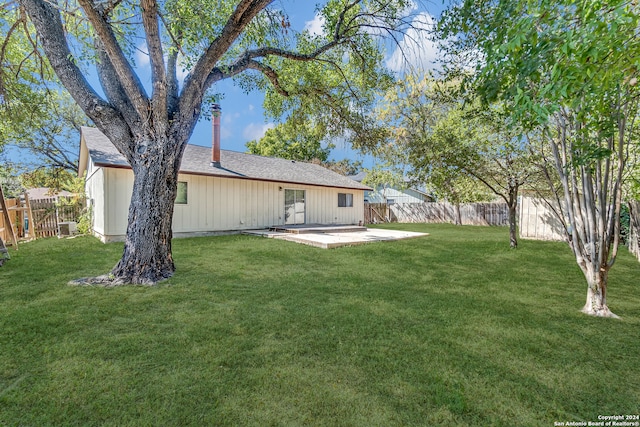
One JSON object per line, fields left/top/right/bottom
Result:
{"left": 92, "top": 163, "right": 372, "bottom": 191}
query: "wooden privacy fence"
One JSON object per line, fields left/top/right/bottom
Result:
{"left": 365, "top": 202, "right": 509, "bottom": 226}
{"left": 29, "top": 197, "right": 83, "bottom": 239}
{"left": 0, "top": 198, "right": 19, "bottom": 245}
{"left": 364, "top": 203, "right": 393, "bottom": 224}
{"left": 518, "top": 196, "right": 566, "bottom": 241}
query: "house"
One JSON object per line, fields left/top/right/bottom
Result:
{"left": 77, "top": 125, "right": 370, "bottom": 243}
{"left": 349, "top": 172, "right": 433, "bottom": 205}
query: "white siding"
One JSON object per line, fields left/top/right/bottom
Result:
{"left": 95, "top": 167, "right": 365, "bottom": 241}
{"left": 84, "top": 157, "right": 106, "bottom": 237}
{"left": 172, "top": 175, "right": 284, "bottom": 232}
{"left": 104, "top": 168, "right": 134, "bottom": 237}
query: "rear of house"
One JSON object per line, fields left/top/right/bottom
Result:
{"left": 78, "top": 127, "right": 370, "bottom": 242}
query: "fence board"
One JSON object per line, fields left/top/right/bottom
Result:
{"left": 29, "top": 197, "right": 83, "bottom": 239}
{"left": 365, "top": 202, "right": 509, "bottom": 226}
{"left": 518, "top": 197, "right": 566, "bottom": 241}
{"left": 0, "top": 198, "right": 18, "bottom": 245}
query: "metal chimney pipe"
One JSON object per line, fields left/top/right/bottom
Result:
{"left": 211, "top": 104, "right": 221, "bottom": 167}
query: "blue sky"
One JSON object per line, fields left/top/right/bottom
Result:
{"left": 8, "top": 1, "right": 442, "bottom": 169}
{"left": 166, "top": 1, "right": 442, "bottom": 167}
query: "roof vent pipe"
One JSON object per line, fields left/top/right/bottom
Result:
{"left": 211, "top": 104, "right": 221, "bottom": 168}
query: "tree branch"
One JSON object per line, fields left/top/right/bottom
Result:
{"left": 94, "top": 41, "right": 141, "bottom": 159}
{"left": 178, "top": 0, "right": 273, "bottom": 132}
{"left": 17, "top": 0, "right": 125, "bottom": 128}
{"left": 140, "top": 0, "right": 167, "bottom": 131}
{"left": 246, "top": 60, "right": 288, "bottom": 96}
{"left": 0, "top": 8, "right": 26, "bottom": 97}
{"left": 76, "top": 0, "right": 149, "bottom": 120}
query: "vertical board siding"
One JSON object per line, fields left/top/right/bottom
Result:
{"left": 84, "top": 158, "right": 106, "bottom": 235}
{"left": 98, "top": 166, "right": 365, "bottom": 240}
{"left": 107, "top": 168, "right": 134, "bottom": 236}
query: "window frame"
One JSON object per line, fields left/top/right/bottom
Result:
{"left": 175, "top": 181, "right": 188, "bottom": 205}
{"left": 338, "top": 192, "right": 354, "bottom": 208}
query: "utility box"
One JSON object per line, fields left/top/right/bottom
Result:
{"left": 58, "top": 221, "right": 78, "bottom": 237}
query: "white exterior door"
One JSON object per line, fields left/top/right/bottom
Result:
{"left": 284, "top": 189, "right": 305, "bottom": 225}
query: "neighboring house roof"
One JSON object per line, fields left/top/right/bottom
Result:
{"left": 349, "top": 171, "right": 367, "bottom": 182}
{"left": 348, "top": 172, "right": 430, "bottom": 196}
{"left": 26, "top": 187, "right": 74, "bottom": 200}
{"left": 79, "top": 127, "right": 371, "bottom": 191}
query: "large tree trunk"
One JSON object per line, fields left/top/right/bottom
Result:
{"left": 580, "top": 264, "right": 618, "bottom": 318}
{"left": 111, "top": 166, "right": 176, "bottom": 284}
{"left": 109, "top": 135, "right": 182, "bottom": 285}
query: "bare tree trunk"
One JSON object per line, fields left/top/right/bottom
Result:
{"left": 581, "top": 264, "right": 617, "bottom": 317}
{"left": 454, "top": 203, "right": 462, "bottom": 225}
{"left": 508, "top": 203, "right": 518, "bottom": 249}
{"left": 629, "top": 201, "right": 640, "bottom": 262}
{"left": 507, "top": 183, "right": 519, "bottom": 249}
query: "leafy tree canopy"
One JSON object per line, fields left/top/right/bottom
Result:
{"left": 1, "top": 6, "right": 91, "bottom": 172}
{"left": 246, "top": 118, "right": 333, "bottom": 162}
{"left": 438, "top": 0, "right": 639, "bottom": 135}
{"left": 319, "top": 158, "right": 363, "bottom": 176}
{"left": 19, "top": 167, "right": 77, "bottom": 192}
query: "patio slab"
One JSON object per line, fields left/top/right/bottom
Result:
{"left": 243, "top": 227, "right": 428, "bottom": 249}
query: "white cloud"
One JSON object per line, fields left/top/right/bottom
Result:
{"left": 304, "top": 13, "right": 325, "bottom": 36}
{"left": 242, "top": 122, "right": 274, "bottom": 141}
{"left": 386, "top": 13, "right": 440, "bottom": 73}
{"left": 175, "top": 54, "right": 190, "bottom": 84}
{"left": 219, "top": 112, "right": 240, "bottom": 140}
{"left": 134, "top": 44, "right": 191, "bottom": 86}
{"left": 401, "top": 1, "right": 420, "bottom": 17}
{"left": 135, "top": 44, "right": 150, "bottom": 68}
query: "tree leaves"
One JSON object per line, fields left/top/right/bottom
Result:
{"left": 246, "top": 119, "right": 333, "bottom": 162}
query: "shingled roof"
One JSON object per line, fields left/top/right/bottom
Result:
{"left": 80, "top": 127, "right": 370, "bottom": 191}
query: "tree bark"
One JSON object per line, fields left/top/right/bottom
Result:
{"left": 110, "top": 139, "right": 180, "bottom": 284}
{"left": 454, "top": 203, "right": 462, "bottom": 225}
{"left": 580, "top": 264, "right": 618, "bottom": 318}
{"left": 548, "top": 111, "right": 622, "bottom": 319}
{"left": 508, "top": 202, "right": 518, "bottom": 249}
{"left": 629, "top": 201, "right": 640, "bottom": 262}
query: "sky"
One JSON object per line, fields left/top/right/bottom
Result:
{"left": 7, "top": 1, "right": 444, "bottom": 170}
{"left": 153, "top": 1, "right": 443, "bottom": 167}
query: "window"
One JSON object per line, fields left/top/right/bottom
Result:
{"left": 175, "top": 181, "right": 188, "bottom": 204}
{"left": 338, "top": 193, "right": 353, "bottom": 207}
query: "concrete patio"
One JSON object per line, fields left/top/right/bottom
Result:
{"left": 243, "top": 225, "right": 428, "bottom": 249}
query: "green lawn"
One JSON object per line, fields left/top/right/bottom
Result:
{"left": 1, "top": 224, "right": 638, "bottom": 426}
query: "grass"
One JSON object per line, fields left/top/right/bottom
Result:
{"left": 0, "top": 224, "right": 639, "bottom": 426}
